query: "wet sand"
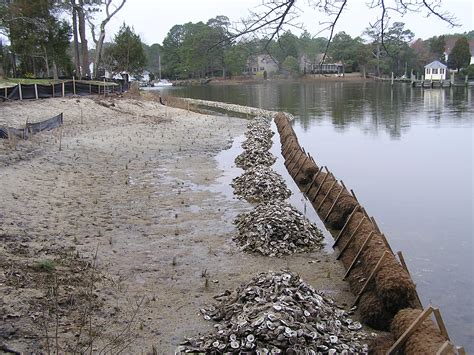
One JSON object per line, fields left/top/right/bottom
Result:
{"left": 0, "top": 95, "right": 354, "bottom": 353}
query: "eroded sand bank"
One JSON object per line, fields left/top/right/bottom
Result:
{"left": 0, "top": 95, "right": 353, "bottom": 353}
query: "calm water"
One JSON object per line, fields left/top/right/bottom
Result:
{"left": 163, "top": 81, "right": 473, "bottom": 351}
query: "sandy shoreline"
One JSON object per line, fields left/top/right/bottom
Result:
{"left": 0, "top": 95, "right": 355, "bottom": 352}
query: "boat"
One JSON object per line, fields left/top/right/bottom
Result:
{"left": 154, "top": 79, "right": 173, "bottom": 87}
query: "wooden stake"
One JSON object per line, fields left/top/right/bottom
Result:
{"left": 294, "top": 155, "right": 308, "bottom": 177}
{"left": 59, "top": 126, "right": 63, "bottom": 151}
{"left": 19, "top": 83, "right": 23, "bottom": 100}
{"left": 24, "top": 118, "right": 29, "bottom": 140}
{"left": 337, "top": 216, "right": 366, "bottom": 259}
{"left": 333, "top": 204, "right": 359, "bottom": 247}
{"left": 436, "top": 341, "right": 454, "bottom": 355}
{"left": 371, "top": 216, "right": 382, "bottom": 234}
{"left": 62, "top": 82, "right": 65, "bottom": 97}
{"left": 311, "top": 172, "right": 331, "bottom": 203}
{"left": 324, "top": 186, "right": 344, "bottom": 222}
{"left": 380, "top": 233, "right": 394, "bottom": 255}
{"left": 353, "top": 251, "right": 388, "bottom": 307}
{"left": 344, "top": 231, "right": 374, "bottom": 279}
{"left": 351, "top": 188, "right": 358, "bottom": 202}
{"left": 317, "top": 179, "right": 337, "bottom": 210}
{"left": 289, "top": 150, "right": 304, "bottom": 172}
{"left": 397, "top": 252, "right": 423, "bottom": 308}
{"left": 285, "top": 148, "right": 299, "bottom": 167}
{"left": 34, "top": 83, "right": 38, "bottom": 100}
{"left": 397, "top": 251, "right": 410, "bottom": 275}
{"left": 282, "top": 141, "right": 295, "bottom": 156}
{"left": 305, "top": 166, "right": 323, "bottom": 195}
{"left": 340, "top": 180, "right": 348, "bottom": 191}
{"left": 432, "top": 308, "right": 450, "bottom": 340}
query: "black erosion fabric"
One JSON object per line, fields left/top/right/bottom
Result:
{"left": 1, "top": 82, "right": 121, "bottom": 101}
{"left": 0, "top": 113, "right": 63, "bottom": 139}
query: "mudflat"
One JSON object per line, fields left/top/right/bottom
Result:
{"left": 0, "top": 95, "right": 353, "bottom": 353}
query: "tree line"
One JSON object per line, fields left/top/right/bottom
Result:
{"left": 156, "top": 18, "right": 473, "bottom": 80}
{"left": 0, "top": 0, "right": 146, "bottom": 80}
{"left": 0, "top": 1, "right": 472, "bottom": 81}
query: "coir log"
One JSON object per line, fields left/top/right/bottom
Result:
{"left": 391, "top": 308, "right": 451, "bottom": 354}
{"left": 275, "top": 112, "right": 420, "bottom": 331}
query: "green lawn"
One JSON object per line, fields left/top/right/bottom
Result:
{"left": 0, "top": 78, "right": 118, "bottom": 88}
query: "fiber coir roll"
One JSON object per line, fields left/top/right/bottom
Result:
{"left": 338, "top": 214, "right": 419, "bottom": 314}
{"left": 282, "top": 139, "right": 301, "bottom": 159}
{"left": 391, "top": 308, "right": 452, "bottom": 355}
{"left": 280, "top": 127, "right": 299, "bottom": 147}
{"left": 293, "top": 159, "right": 319, "bottom": 185}
{"left": 319, "top": 190, "right": 359, "bottom": 230}
{"left": 359, "top": 291, "right": 394, "bottom": 330}
{"left": 283, "top": 142, "right": 303, "bottom": 164}
{"left": 274, "top": 112, "right": 288, "bottom": 129}
{"left": 288, "top": 150, "right": 312, "bottom": 175}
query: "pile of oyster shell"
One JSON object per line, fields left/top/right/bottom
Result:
{"left": 231, "top": 166, "right": 291, "bottom": 203}
{"left": 234, "top": 200, "right": 324, "bottom": 257}
{"left": 240, "top": 117, "right": 274, "bottom": 152}
{"left": 245, "top": 117, "right": 275, "bottom": 140}
{"left": 178, "top": 270, "right": 370, "bottom": 353}
{"left": 235, "top": 148, "right": 277, "bottom": 170}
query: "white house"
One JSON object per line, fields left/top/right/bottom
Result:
{"left": 424, "top": 60, "right": 447, "bottom": 81}
{"left": 244, "top": 54, "right": 279, "bottom": 76}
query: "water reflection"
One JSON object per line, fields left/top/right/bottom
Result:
{"left": 169, "top": 82, "right": 471, "bottom": 139}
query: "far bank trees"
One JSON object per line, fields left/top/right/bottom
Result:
{"left": 448, "top": 37, "right": 471, "bottom": 71}
{"left": 104, "top": 23, "right": 146, "bottom": 76}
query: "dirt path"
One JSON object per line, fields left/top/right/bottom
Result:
{"left": 0, "top": 95, "right": 354, "bottom": 353}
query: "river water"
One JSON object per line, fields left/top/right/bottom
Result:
{"left": 160, "top": 81, "right": 473, "bottom": 351}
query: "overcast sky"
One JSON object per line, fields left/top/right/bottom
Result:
{"left": 102, "top": 0, "right": 473, "bottom": 45}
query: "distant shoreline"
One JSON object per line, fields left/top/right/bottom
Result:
{"left": 207, "top": 73, "right": 370, "bottom": 85}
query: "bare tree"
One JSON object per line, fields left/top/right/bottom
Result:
{"left": 229, "top": 0, "right": 458, "bottom": 64}
{"left": 77, "top": 0, "right": 91, "bottom": 78}
{"left": 88, "top": 0, "right": 126, "bottom": 79}
{"left": 70, "top": 0, "right": 81, "bottom": 77}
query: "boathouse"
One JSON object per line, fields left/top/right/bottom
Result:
{"left": 424, "top": 60, "right": 447, "bottom": 81}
